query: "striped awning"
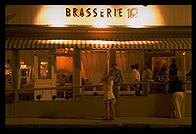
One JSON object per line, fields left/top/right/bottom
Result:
{"left": 5, "top": 38, "right": 191, "bottom": 50}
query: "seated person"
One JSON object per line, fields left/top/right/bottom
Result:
{"left": 82, "top": 78, "right": 85, "bottom": 85}
{"left": 85, "top": 79, "right": 93, "bottom": 91}
{"left": 68, "top": 74, "right": 73, "bottom": 83}
{"left": 59, "top": 74, "right": 67, "bottom": 86}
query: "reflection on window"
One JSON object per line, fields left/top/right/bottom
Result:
{"left": 39, "top": 57, "right": 51, "bottom": 79}
{"left": 20, "top": 64, "right": 33, "bottom": 88}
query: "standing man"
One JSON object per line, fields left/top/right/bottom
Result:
{"left": 142, "top": 63, "right": 152, "bottom": 95}
{"left": 130, "top": 64, "right": 141, "bottom": 96}
{"left": 142, "top": 63, "right": 152, "bottom": 82}
{"left": 169, "top": 58, "right": 178, "bottom": 77}
{"left": 168, "top": 58, "right": 185, "bottom": 119}
{"left": 168, "top": 75, "right": 185, "bottom": 119}
{"left": 109, "top": 63, "right": 123, "bottom": 117}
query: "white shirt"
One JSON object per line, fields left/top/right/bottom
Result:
{"left": 131, "top": 69, "right": 140, "bottom": 83}
{"left": 142, "top": 68, "right": 152, "bottom": 81}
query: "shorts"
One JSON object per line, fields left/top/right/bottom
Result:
{"left": 104, "top": 98, "right": 116, "bottom": 104}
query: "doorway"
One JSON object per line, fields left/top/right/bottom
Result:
{"left": 56, "top": 56, "right": 73, "bottom": 99}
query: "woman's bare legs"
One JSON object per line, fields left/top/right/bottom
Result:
{"left": 109, "top": 102, "right": 115, "bottom": 120}
{"left": 105, "top": 103, "right": 110, "bottom": 120}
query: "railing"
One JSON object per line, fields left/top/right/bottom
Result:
{"left": 5, "top": 81, "right": 192, "bottom": 103}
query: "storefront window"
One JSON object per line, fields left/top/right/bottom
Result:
{"left": 81, "top": 51, "right": 108, "bottom": 92}
{"left": 5, "top": 59, "right": 13, "bottom": 90}
{"left": 18, "top": 51, "right": 34, "bottom": 89}
{"left": 38, "top": 56, "right": 51, "bottom": 79}
{"left": 20, "top": 63, "right": 33, "bottom": 88}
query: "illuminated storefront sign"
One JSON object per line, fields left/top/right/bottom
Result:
{"left": 8, "top": 5, "right": 191, "bottom": 28}
{"left": 65, "top": 7, "right": 138, "bottom": 18}
{"left": 34, "top": 5, "right": 164, "bottom": 28}
{"left": 6, "top": 5, "right": 192, "bottom": 27}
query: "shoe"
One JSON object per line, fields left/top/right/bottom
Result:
{"left": 110, "top": 117, "right": 114, "bottom": 120}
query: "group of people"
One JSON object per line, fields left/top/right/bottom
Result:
{"left": 130, "top": 63, "right": 153, "bottom": 95}
{"left": 59, "top": 74, "right": 73, "bottom": 85}
{"left": 102, "top": 58, "right": 185, "bottom": 120}
{"left": 102, "top": 62, "right": 153, "bottom": 120}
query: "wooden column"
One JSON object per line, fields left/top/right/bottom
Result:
{"left": 11, "top": 50, "right": 20, "bottom": 103}
{"left": 183, "top": 52, "right": 187, "bottom": 91}
{"left": 73, "top": 49, "right": 81, "bottom": 98}
{"left": 110, "top": 49, "right": 116, "bottom": 66}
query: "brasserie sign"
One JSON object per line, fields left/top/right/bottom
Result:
{"left": 65, "top": 7, "right": 138, "bottom": 18}
{"left": 7, "top": 5, "right": 162, "bottom": 27}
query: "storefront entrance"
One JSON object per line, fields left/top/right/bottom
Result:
{"left": 56, "top": 56, "right": 73, "bottom": 99}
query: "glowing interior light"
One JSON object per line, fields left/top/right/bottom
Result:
{"left": 36, "top": 39, "right": 161, "bottom": 48}
{"left": 41, "top": 62, "right": 48, "bottom": 65}
{"left": 20, "top": 60, "right": 24, "bottom": 65}
{"left": 91, "top": 40, "right": 111, "bottom": 44}
{"left": 20, "top": 65, "right": 27, "bottom": 69}
{"left": 64, "top": 48, "right": 69, "bottom": 53}
{"left": 183, "top": 52, "right": 186, "bottom": 56}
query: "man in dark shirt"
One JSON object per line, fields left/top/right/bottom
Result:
{"left": 168, "top": 59, "right": 185, "bottom": 119}
{"left": 168, "top": 76, "right": 184, "bottom": 94}
{"left": 169, "top": 58, "right": 178, "bottom": 77}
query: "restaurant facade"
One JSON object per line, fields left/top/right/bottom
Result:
{"left": 5, "top": 5, "right": 192, "bottom": 118}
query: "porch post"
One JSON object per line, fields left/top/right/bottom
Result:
{"left": 73, "top": 49, "right": 82, "bottom": 98}
{"left": 11, "top": 50, "right": 20, "bottom": 103}
{"left": 110, "top": 49, "right": 116, "bottom": 66}
{"left": 183, "top": 51, "right": 186, "bottom": 91}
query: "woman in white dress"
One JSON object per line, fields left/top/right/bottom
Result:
{"left": 102, "top": 75, "right": 116, "bottom": 120}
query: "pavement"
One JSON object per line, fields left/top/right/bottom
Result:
{"left": 5, "top": 116, "right": 192, "bottom": 129}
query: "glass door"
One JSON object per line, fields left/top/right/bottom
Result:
{"left": 56, "top": 56, "right": 73, "bottom": 99}
{"left": 34, "top": 54, "right": 56, "bottom": 101}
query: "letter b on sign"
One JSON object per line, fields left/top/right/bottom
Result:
{"left": 66, "top": 8, "right": 71, "bottom": 17}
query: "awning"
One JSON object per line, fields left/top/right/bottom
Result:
{"left": 5, "top": 38, "right": 191, "bottom": 50}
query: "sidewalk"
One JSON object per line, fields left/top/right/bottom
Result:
{"left": 5, "top": 116, "right": 192, "bottom": 128}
